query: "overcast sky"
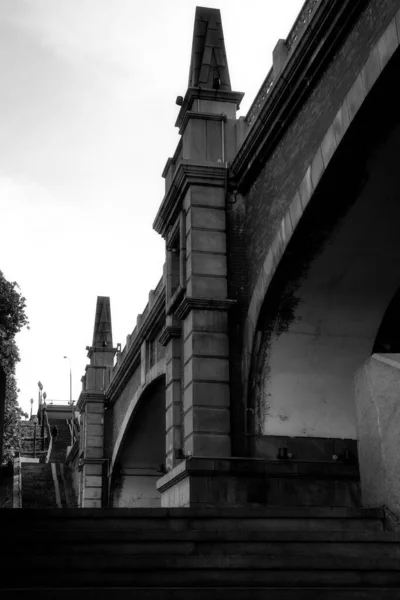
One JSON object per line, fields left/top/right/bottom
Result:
{"left": 0, "top": 0, "right": 304, "bottom": 415}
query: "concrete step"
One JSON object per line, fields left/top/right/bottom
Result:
{"left": 0, "top": 507, "right": 398, "bottom": 592}
{"left": 10, "top": 529, "right": 400, "bottom": 543}
{"left": 4, "top": 552, "right": 400, "bottom": 570}
{"left": 6, "top": 539, "right": 400, "bottom": 561}
{"left": 2, "top": 506, "right": 385, "bottom": 531}
{"left": 21, "top": 463, "right": 56, "bottom": 508}
{"left": 3, "top": 588, "right": 400, "bottom": 599}
{"left": 2, "top": 562, "right": 400, "bottom": 588}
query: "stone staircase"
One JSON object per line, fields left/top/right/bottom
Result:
{"left": 48, "top": 418, "right": 71, "bottom": 463}
{"left": 1, "top": 507, "right": 400, "bottom": 597}
{"left": 21, "top": 463, "right": 57, "bottom": 508}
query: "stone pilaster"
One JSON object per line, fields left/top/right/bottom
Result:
{"left": 159, "top": 316, "right": 182, "bottom": 471}
{"left": 153, "top": 7, "right": 243, "bottom": 505}
{"left": 177, "top": 181, "right": 233, "bottom": 457}
{"left": 75, "top": 296, "right": 117, "bottom": 507}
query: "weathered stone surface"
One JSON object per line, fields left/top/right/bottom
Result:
{"left": 354, "top": 354, "right": 400, "bottom": 517}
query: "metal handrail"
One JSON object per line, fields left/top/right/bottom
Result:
{"left": 44, "top": 411, "right": 53, "bottom": 463}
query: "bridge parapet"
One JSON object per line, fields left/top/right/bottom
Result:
{"left": 108, "top": 272, "right": 166, "bottom": 395}
{"left": 246, "top": 0, "right": 321, "bottom": 127}
{"left": 104, "top": 273, "right": 166, "bottom": 460}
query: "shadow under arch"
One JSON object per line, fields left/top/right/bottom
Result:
{"left": 372, "top": 287, "right": 400, "bottom": 354}
{"left": 109, "top": 373, "right": 165, "bottom": 508}
{"left": 246, "top": 41, "right": 400, "bottom": 459}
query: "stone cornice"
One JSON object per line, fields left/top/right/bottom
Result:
{"left": 158, "top": 325, "right": 182, "bottom": 347}
{"left": 105, "top": 285, "right": 166, "bottom": 403}
{"left": 153, "top": 162, "right": 227, "bottom": 238}
{"left": 175, "top": 297, "right": 236, "bottom": 320}
{"left": 77, "top": 391, "right": 105, "bottom": 412}
{"left": 231, "top": 0, "right": 366, "bottom": 191}
{"left": 162, "top": 140, "right": 183, "bottom": 179}
{"left": 178, "top": 111, "right": 227, "bottom": 136}
{"left": 175, "top": 87, "right": 244, "bottom": 130}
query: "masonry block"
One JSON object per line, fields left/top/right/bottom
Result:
{"left": 184, "top": 331, "right": 229, "bottom": 360}
{"left": 86, "top": 423, "right": 103, "bottom": 437}
{"left": 378, "top": 18, "right": 399, "bottom": 69}
{"left": 184, "top": 432, "right": 231, "bottom": 457}
{"left": 84, "top": 475, "right": 102, "bottom": 488}
{"left": 184, "top": 406, "right": 230, "bottom": 436}
{"left": 187, "top": 229, "right": 226, "bottom": 254}
{"left": 86, "top": 402, "right": 104, "bottom": 414}
{"left": 346, "top": 74, "right": 365, "bottom": 122}
{"left": 184, "top": 356, "right": 230, "bottom": 383}
{"left": 183, "top": 309, "right": 228, "bottom": 340}
{"left": 85, "top": 447, "right": 103, "bottom": 459}
{"left": 86, "top": 412, "right": 103, "bottom": 424}
{"left": 86, "top": 435, "right": 103, "bottom": 448}
{"left": 166, "top": 358, "right": 181, "bottom": 386}
{"left": 189, "top": 185, "right": 225, "bottom": 208}
{"left": 187, "top": 253, "right": 227, "bottom": 277}
{"left": 166, "top": 427, "right": 181, "bottom": 454}
{"left": 84, "top": 487, "right": 102, "bottom": 500}
{"left": 187, "top": 274, "right": 227, "bottom": 298}
{"left": 166, "top": 403, "right": 181, "bottom": 431}
{"left": 84, "top": 463, "right": 103, "bottom": 476}
{"left": 82, "top": 499, "right": 101, "bottom": 508}
{"left": 183, "top": 382, "right": 230, "bottom": 412}
{"left": 182, "top": 118, "right": 207, "bottom": 161}
{"left": 165, "top": 339, "right": 182, "bottom": 363}
{"left": 187, "top": 206, "right": 226, "bottom": 231}
{"left": 361, "top": 45, "right": 381, "bottom": 95}
{"left": 165, "top": 381, "right": 181, "bottom": 409}
{"left": 205, "top": 119, "right": 223, "bottom": 162}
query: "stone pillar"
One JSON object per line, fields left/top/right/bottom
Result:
{"left": 75, "top": 296, "right": 117, "bottom": 507}
{"left": 178, "top": 185, "right": 232, "bottom": 457}
{"left": 79, "top": 395, "right": 105, "bottom": 508}
{"left": 153, "top": 7, "right": 244, "bottom": 505}
{"left": 159, "top": 316, "right": 182, "bottom": 471}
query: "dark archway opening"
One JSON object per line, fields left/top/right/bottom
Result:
{"left": 373, "top": 287, "right": 400, "bottom": 354}
{"left": 110, "top": 376, "right": 165, "bottom": 507}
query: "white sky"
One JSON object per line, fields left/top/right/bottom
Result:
{"left": 0, "top": 0, "right": 304, "bottom": 415}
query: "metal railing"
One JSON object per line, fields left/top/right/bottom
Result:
{"left": 44, "top": 412, "right": 53, "bottom": 464}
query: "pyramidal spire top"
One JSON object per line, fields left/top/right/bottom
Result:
{"left": 92, "top": 296, "right": 113, "bottom": 348}
{"left": 188, "top": 7, "right": 231, "bottom": 91}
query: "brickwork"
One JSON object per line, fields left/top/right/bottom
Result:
{"left": 244, "top": 0, "right": 400, "bottom": 300}
{"left": 226, "top": 192, "right": 249, "bottom": 455}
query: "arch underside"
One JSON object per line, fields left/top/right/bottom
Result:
{"left": 249, "top": 46, "right": 400, "bottom": 459}
{"left": 110, "top": 376, "right": 165, "bottom": 507}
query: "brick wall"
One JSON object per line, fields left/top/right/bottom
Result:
{"left": 226, "top": 193, "right": 249, "bottom": 455}
{"left": 244, "top": 0, "right": 400, "bottom": 300}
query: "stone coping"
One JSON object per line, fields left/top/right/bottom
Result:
{"left": 4, "top": 505, "right": 384, "bottom": 519}
{"left": 156, "top": 456, "right": 359, "bottom": 493}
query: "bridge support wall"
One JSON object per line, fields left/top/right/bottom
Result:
{"left": 355, "top": 354, "right": 400, "bottom": 520}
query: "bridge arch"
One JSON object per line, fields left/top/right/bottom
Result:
{"left": 243, "top": 25, "right": 400, "bottom": 450}
{"left": 109, "top": 367, "right": 165, "bottom": 507}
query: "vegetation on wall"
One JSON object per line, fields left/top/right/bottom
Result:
{"left": 0, "top": 270, "right": 29, "bottom": 465}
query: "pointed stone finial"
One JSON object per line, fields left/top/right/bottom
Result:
{"left": 188, "top": 7, "right": 231, "bottom": 91}
{"left": 92, "top": 296, "right": 113, "bottom": 348}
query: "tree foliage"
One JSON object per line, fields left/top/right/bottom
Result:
{"left": 0, "top": 271, "right": 29, "bottom": 464}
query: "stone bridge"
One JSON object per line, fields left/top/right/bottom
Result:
{"left": 70, "top": 0, "right": 400, "bottom": 514}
